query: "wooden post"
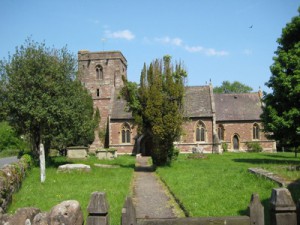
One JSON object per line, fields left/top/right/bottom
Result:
{"left": 248, "top": 193, "right": 264, "bottom": 225}
{"left": 86, "top": 192, "right": 109, "bottom": 225}
{"left": 270, "top": 188, "right": 297, "bottom": 225}
{"left": 121, "top": 197, "right": 136, "bottom": 225}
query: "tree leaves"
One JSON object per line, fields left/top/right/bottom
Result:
{"left": 262, "top": 7, "right": 300, "bottom": 150}
{"left": 121, "top": 56, "right": 186, "bottom": 165}
{"left": 1, "top": 39, "right": 95, "bottom": 158}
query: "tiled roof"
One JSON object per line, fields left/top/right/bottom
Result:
{"left": 214, "top": 93, "right": 262, "bottom": 121}
{"left": 184, "top": 86, "right": 213, "bottom": 117}
{"left": 111, "top": 90, "right": 132, "bottom": 119}
{"left": 111, "top": 86, "right": 213, "bottom": 119}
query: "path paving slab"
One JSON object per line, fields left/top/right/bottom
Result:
{"left": 133, "top": 157, "right": 177, "bottom": 220}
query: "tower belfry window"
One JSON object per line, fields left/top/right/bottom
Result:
{"left": 96, "top": 65, "right": 103, "bottom": 80}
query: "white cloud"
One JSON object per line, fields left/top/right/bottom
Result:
{"left": 105, "top": 29, "right": 135, "bottom": 41}
{"left": 185, "top": 45, "right": 229, "bottom": 56}
{"left": 205, "top": 48, "right": 229, "bottom": 56}
{"left": 149, "top": 35, "right": 229, "bottom": 57}
{"left": 155, "top": 36, "right": 183, "bottom": 46}
{"left": 185, "top": 45, "right": 204, "bottom": 53}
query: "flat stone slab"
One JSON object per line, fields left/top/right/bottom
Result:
{"left": 248, "top": 168, "right": 290, "bottom": 187}
{"left": 58, "top": 164, "right": 91, "bottom": 172}
{"left": 94, "top": 164, "right": 120, "bottom": 168}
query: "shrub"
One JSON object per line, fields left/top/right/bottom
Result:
{"left": 246, "top": 142, "right": 263, "bottom": 152}
{"left": 221, "top": 142, "right": 228, "bottom": 152}
{"left": 171, "top": 147, "right": 180, "bottom": 160}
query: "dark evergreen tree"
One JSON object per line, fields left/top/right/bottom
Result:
{"left": 261, "top": 7, "right": 300, "bottom": 155}
{"left": 121, "top": 56, "right": 186, "bottom": 165}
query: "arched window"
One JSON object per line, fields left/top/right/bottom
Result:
{"left": 253, "top": 123, "right": 260, "bottom": 140}
{"left": 121, "top": 123, "right": 131, "bottom": 143}
{"left": 218, "top": 124, "right": 224, "bottom": 141}
{"left": 96, "top": 65, "right": 103, "bottom": 80}
{"left": 196, "top": 121, "right": 206, "bottom": 142}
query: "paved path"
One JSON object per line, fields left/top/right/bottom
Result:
{"left": 0, "top": 156, "right": 19, "bottom": 168}
{"left": 133, "top": 157, "right": 178, "bottom": 220}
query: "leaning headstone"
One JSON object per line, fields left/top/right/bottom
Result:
{"left": 48, "top": 200, "right": 84, "bottom": 225}
{"left": 87, "top": 192, "right": 109, "bottom": 225}
{"left": 270, "top": 188, "right": 297, "bottom": 225}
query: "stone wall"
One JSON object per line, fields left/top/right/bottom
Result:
{"left": 110, "top": 121, "right": 137, "bottom": 155}
{"left": 218, "top": 121, "right": 275, "bottom": 152}
{"left": 0, "top": 155, "right": 31, "bottom": 213}
{"left": 175, "top": 118, "right": 215, "bottom": 153}
{"left": 0, "top": 200, "right": 84, "bottom": 225}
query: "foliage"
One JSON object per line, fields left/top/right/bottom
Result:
{"left": 121, "top": 56, "right": 187, "bottom": 165}
{"left": 213, "top": 80, "right": 253, "bottom": 93}
{"left": 245, "top": 141, "right": 263, "bottom": 152}
{"left": 0, "top": 121, "right": 28, "bottom": 153}
{"left": 221, "top": 142, "right": 228, "bottom": 152}
{"left": 0, "top": 39, "right": 95, "bottom": 159}
{"left": 261, "top": 8, "right": 300, "bottom": 153}
{"left": 8, "top": 155, "right": 135, "bottom": 225}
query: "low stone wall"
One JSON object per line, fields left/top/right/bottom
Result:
{"left": 0, "top": 155, "right": 31, "bottom": 213}
{"left": 0, "top": 200, "right": 84, "bottom": 225}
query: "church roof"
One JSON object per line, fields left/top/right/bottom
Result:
{"left": 111, "top": 90, "right": 132, "bottom": 119}
{"left": 214, "top": 93, "right": 263, "bottom": 121}
{"left": 111, "top": 85, "right": 213, "bottom": 119}
{"left": 184, "top": 86, "right": 213, "bottom": 117}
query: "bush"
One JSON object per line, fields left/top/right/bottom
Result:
{"left": 246, "top": 142, "right": 263, "bottom": 152}
{"left": 171, "top": 147, "right": 180, "bottom": 160}
{"left": 221, "top": 142, "right": 228, "bottom": 152}
{"left": 0, "top": 122, "right": 29, "bottom": 154}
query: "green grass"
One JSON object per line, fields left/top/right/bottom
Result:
{"left": 0, "top": 149, "right": 19, "bottom": 158}
{"left": 156, "top": 152, "right": 300, "bottom": 222}
{"left": 8, "top": 155, "right": 136, "bottom": 225}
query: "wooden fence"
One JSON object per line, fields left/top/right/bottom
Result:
{"left": 86, "top": 188, "right": 299, "bottom": 225}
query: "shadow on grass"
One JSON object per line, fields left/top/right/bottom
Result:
{"left": 288, "top": 178, "right": 300, "bottom": 202}
{"left": 261, "top": 153, "right": 300, "bottom": 160}
{"left": 233, "top": 158, "right": 300, "bottom": 166}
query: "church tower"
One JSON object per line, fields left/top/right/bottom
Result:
{"left": 78, "top": 50, "right": 127, "bottom": 151}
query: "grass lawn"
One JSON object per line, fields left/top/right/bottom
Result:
{"left": 8, "top": 155, "right": 136, "bottom": 225}
{"left": 156, "top": 152, "right": 300, "bottom": 222}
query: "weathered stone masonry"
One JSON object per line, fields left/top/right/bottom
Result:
{"left": 78, "top": 50, "right": 276, "bottom": 155}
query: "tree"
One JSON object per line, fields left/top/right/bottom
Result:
{"left": 0, "top": 39, "right": 95, "bottom": 159}
{"left": 261, "top": 7, "right": 300, "bottom": 156}
{"left": 0, "top": 121, "right": 28, "bottom": 153}
{"left": 213, "top": 80, "right": 253, "bottom": 93}
{"left": 121, "top": 56, "right": 186, "bottom": 165}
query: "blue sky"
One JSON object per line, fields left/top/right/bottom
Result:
{"left": 0, "top": 0, "right": 299, "bottom": 92}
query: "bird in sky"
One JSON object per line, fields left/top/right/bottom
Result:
{"left": 249, "top": 25, "right": 253, "bottom": 28}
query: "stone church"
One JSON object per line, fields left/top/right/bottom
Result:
{"left": 78, "top": 50, "right": 276, "bottom": 155}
